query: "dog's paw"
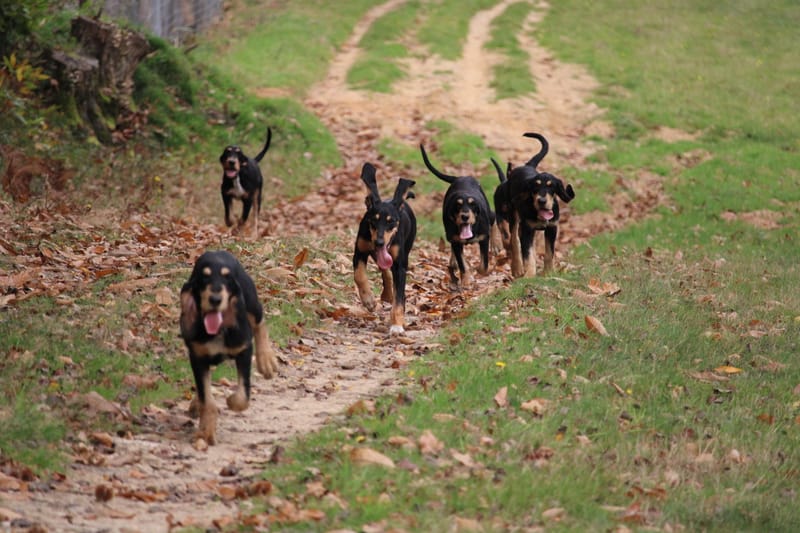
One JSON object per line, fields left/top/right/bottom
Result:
{"left": 226, "top": 388, "right": 249, "bottom": 412}
{"left": 361, "top": 295, "right": 377, "bottom": 312}
{"left": 389, "top": 325, "right": 405, "bottom": 336}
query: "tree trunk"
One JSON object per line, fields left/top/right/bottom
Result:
{"left": 49, "top": 16, "right": 151, "bottom": 144}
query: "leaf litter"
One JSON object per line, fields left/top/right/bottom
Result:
{"left": 0, "top": 1, "right": 675, "bottom": 531}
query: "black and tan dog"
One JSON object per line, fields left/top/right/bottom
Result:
{"left": 219, "top": 127, "right": 271, "bottom": 236}
{"left": 420, "top": 144, "right": 495, "bottom": 289}
{"left": 506, "top": 132, "right": 575, "bottom": 278}
{"left": 353, "top": 163, "right": 416, "bottom": 335}
{"left": 179, "top": 250, "right": 279, "bottom": 444}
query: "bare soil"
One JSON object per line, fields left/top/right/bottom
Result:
{"left": 1, "top": 1, "right": 665, "bottom": 531}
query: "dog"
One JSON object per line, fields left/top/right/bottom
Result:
{"left": 353, "top": 163, "right": 416, "bottom": 335}
{"left": 419, "top": 144, "right": 495, "bottom": 289}
{"left": 219, "top": 127, "right": 271, "bottom": 236}
{"left": 179, "top": 250, "right": 279, "bottom": 444}
{"left": 506, "top": 132, "right": 575, "bottom": 278}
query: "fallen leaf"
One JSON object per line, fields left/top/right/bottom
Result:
{"left": 293, "top": 247, "right": 309, "bottom": 269}
{"left": 542, "top": 507, "right": 566, "bottom": 521}
{"left": 494, "top": 386, "right": 508, "bottom": 408}
{"left": 520, "top": 398, "right": 549, "bottom": 416}
{"left": 418, "top": 430, "right": 444, "bottom": 455}
{"left": 349, "top": 447, "right": 395, "bottom": 469}
{"left": 714, "top": 365, "right": 742, "bottom": 374}
{"left": 585, "top": 315, "right": 609, "bottom": 336}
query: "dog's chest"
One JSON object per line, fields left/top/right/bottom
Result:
{"left": 225, "top": 177, "right": 247, "bottom": 199}
{"left": 191, "top": 334, "right": 249, "bottom": 358}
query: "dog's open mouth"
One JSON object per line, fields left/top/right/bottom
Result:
{"left": 538, "top": 209, "right": 554, "bottom": 221}
{"left": 204, "top": 311, "right": 224, "bottom": 335}
{"left": 376, "top": 245, "right": 393, "bottom": 270}
{"left": 459, "top": 224, "right": 473, "bottom": 240}
{"left": 225, "top": 169, "right": 238, "bottom": 178}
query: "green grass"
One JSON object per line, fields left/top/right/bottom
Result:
{"left": 486, "top": 1, "right": 536, "bottom": 99}
{"left": 347, "top": 0, "right": 420, "bottom": 92}
{"left": 416, "top": 0, "right": 498, "bottom": 60}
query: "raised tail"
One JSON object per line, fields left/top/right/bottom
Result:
{"left": 254, "top": 127, "right": 272, "bottom": 163}
{"left": 419, "top": 144, "right": 458, "bottom": 184}
{"left": 522, "top": 132, "right": 548, "bottom": 169}
{"left": 490, "top": 157, "right": 506, "bottom": 183}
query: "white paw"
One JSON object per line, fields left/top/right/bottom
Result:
{"left": 389, "top": 325, "right": 405, "bottom": 336}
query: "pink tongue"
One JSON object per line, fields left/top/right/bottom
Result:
{"left": 225, "top": 170, "right": 237, "bottom": 178}
{"left": 376, "top": 246, "right": 393, "bottom": 270}
{"left": 204, "top": 312, "right": 224, "bottom": 335}
{"left": 539, "top": 209, "right": 554, "bottom": 221}
{"left": 460, "top": 224, "right": 473, "bottom": 240}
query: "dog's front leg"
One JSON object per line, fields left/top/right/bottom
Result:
{"left": 521, "top": 226, "right": 537, "bottom": 277}
{"left": 223, "top": 194, "right": 237, "bottom": 227}
{"left": 380, "top": 268, "right": 394, "bottom": 304}
{"left": 249, "top": 315, "right": 278, "bottom": 378}
{"left": 448, "top": 243, "right": 466, "bottom": 289}
{"left": 227, "top": 348, "right": 252, "bottom": 412}
{"left": 543, "top": 225, "right": 557, "bottom": 272}
{"left": 478, "top": 238, "right": 490, "bottom": 276}
{"left": 389, "top": 262, "right": 407, "bottom": 335}
{"left": 353, "top": 254, "right": 376, "bottom": 311}
{"left": 509, "top": 214, "right": 524, "bottom": 278}
{"left": 190, "top": 358, "right": 218, "bottom": 445}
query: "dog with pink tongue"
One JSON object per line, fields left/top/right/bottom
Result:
{"left": 420, "top": 143, "right": 495, "bottom": 290}
{"left": 353, "top": 163, "right": 416, "bottom": 335}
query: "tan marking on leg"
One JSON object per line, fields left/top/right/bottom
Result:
{"left": 524, "top": 232, "right": 538, "bottom": 277}
{"left": 448, "top": 252, "right": 460, "bottom": 288}
{"left": 226, "top": 371, "right": 249, "bottom": 412}
{"left": 251, "top": 316, "right": 278, "bottom": 378}
{"left": 196, "top": 372, "right": 218, "bottom": 445}
{"left": 390, "top": 302, "right": 405, "bottom": 335}
{"left": 510, "top": 216, "right": 524, "bottom": 278}
{"left": 354, "top": 261, "right": 376, "bottom": 310}
{"left": 543, "top": 236, "right": 554, "bottom": 272}
{"left": 380, "top": 268, "right": 394, "bottom": 303}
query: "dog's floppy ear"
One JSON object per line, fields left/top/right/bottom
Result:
{"left": 179, "top": 288, "right": 197, "bottom": 338}
{"left": 491, "top": 158, "right": 506, "bottom": 184}
{"left": 361, "top": 163, "right": 382, "bottom": 207}
{"left": 392, "top": 178, "right": 416, "bottom": 207}
{"left": 238, "top": 150, "right": 249, "bottom": 167}
{"left": 555, "top": 179, "right": 575, "bottom": 203}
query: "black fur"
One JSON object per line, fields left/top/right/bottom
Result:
{"left": 219, "top": 127, "right": 271, "bottom": 236}
{"left": 420, "top": 144, "right": 495, "bottom": 289}
{"left": 352, "top": 163, "right": 416, "bottom": 334}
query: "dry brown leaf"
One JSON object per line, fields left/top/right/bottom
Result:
{"left": 520, "top": 398, "right": 549, "bottom": 416}
{"left": 493, "top": 386, "right": 508, "bottom": 408}
{"left": 293, "top": 247, "right": 309, "bottom": 269}
{"left": 418, "top": 430, "right": 444, "bottom": 455}
{"left": 349, "top": 447, "right": 395, "bottom": 469}
{"left": 542, "top": 507, "right": 566, "bottom": 521}
{"left": 585, "top": 315, "right": 609, "bottom": 336}
{"left": 714, "top": 365, "right": 742, "bottom": 374}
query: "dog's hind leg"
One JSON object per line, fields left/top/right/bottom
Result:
{"left": 543, "top": 226, "right": 557, "bottom": 272}
{"left": 227, "top": 347, "right": 252, "bottom": 412}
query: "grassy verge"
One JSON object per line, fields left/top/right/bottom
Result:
{"left": 247, "top": 1, "right": 799, "bottom": 532}
{"left": 486, "top": 0, "right": 536, "bottom": 99}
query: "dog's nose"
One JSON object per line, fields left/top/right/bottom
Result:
{"left": 460, "top": 213, "right": 470, "bottom": 222}
{"left": 209, "top": 293, "right": 222, "bottom": 307}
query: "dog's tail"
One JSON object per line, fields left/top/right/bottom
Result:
{"left": 522, "top": 132, "right": 548, "bottom": 169}
{"left": 491, "top": 157, "right": 506, "bottom": 184}
{"left": 254, "top": 127, "right": 272, "bottom": 163}
{"left": 420, "top": 144, "right": 458, "bottom": 184}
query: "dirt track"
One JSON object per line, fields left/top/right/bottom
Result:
{"left": 0, "top": 1, "right": 656, "bottom": 531}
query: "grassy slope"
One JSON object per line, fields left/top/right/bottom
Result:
{"left": 260, "top": 1, "right": 800, "bottom": 532}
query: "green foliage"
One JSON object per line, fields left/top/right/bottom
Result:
{"left": 0, "top": 0, "right": 49, "bottom": 57}
{"left": 417, "top": 0, "right": 498, "bottom": 60}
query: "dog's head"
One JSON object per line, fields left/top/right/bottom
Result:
{"left": 360, "top": 163, "right": 415, "bottom": 270}
{"left": 512, "top": 169, "right": 575, "bottom": 222}
{"left": 180, "top": 251, "right": 243, "bottom": 338}
{"left": 219, "top": 146, "right": 247, "bottom": 179}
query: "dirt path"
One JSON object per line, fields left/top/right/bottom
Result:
{"left": 1, "top": 2, "right": 649, "bottom": 531}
